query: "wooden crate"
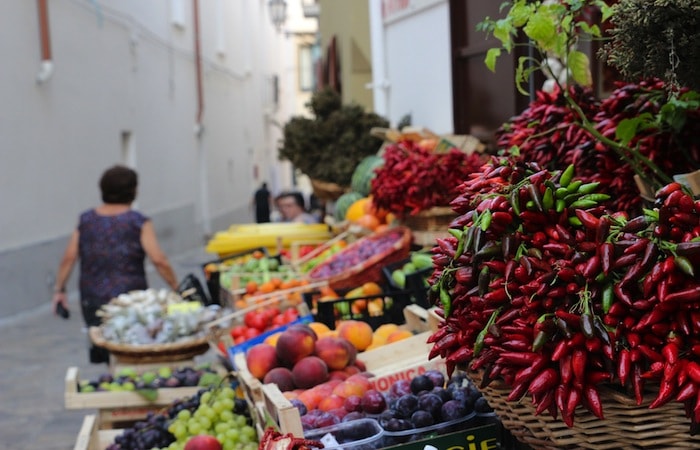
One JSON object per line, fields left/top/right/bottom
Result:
{"left": 249, "top": 331, "right": 446, "bottom": 437}
{"left": 232, "top": 352, "right": 264, "bottom": 405}
{"left": 65, "top": 367, "right": 201, "bottom": 427}
{"left": 73, "top": 414, "right": 121, "bottom": 450}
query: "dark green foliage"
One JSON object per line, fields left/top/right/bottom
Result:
{"left": 278, "top": 88, "right": 389, "bottom": 186}
{"left": 601, "top": 0, "right": 700, "bottom": 90}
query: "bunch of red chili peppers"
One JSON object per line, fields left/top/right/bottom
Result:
{"left": 427, "top": 156, "right": 700, "bottom": 430}
{"left": 497, "top": 80, "right": 700, "bottom": 215}
{"left": 370, "top": 140, "right": 485, "bottom": 217}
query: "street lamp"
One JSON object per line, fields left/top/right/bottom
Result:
{"left": 268, "top": 0, "right": 287, "bottom": 31}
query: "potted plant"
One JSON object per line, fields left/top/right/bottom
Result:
{"left": 278, "top": 88, "right": 389, "bottom": 200}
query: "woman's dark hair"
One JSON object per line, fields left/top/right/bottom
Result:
{"left": 275, "top": 191, "right": 307, "bottom": 209}
{"left": 99, "top": 165, "right": 138, "bottom": 204}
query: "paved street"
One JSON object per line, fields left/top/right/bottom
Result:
{"left": 0, "top": 248, "right": 217, "bottom": 450}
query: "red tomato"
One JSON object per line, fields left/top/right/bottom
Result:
{"left": 234, "top": 336, "right": 246, "bottom": 344}
{"left": 245, "top": 312, "right": 268, "bottom": 331}
{"left": 272, "top": 314, "right": 287, "bottom": 327}
{"left": 283, "top": 307, "right": 299, "bottom": 322}
{"left": 230, "top": 324, "right": 247, "bottom": 339}
{"left": 243, "top": 327, "right": 261, "bottom": 340}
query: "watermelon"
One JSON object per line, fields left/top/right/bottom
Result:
{"left": 351, "top": 155, "right": 384, "bottom": 196}
{"left": 334, "top": 191, "right": 364, "bottom": 221}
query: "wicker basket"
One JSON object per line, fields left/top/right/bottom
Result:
{"left": 88, "top": 327, "right": 210, "bottom": 364}
{"left": 468, "top": 370, "right": 700, "bottom": 449}
{"left": 306, "top": 226, "right": 412, "bottom": 291}
{"left": 402, "top": 206, "right": 456, "bottom": 232}
{"left": 310, "top": 178, "right": 347, "bottom": 201}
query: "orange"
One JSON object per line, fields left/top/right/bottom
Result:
{"left": 355, "top": 214, "right": 380, "bottom": 231}
{"left": 345, "top": 198, "right": 370, "bottom": 221}
{"left": 252, "top": 250, "right": 265, "bottom": 259}
{"left": 257, "top": 281, "right": 276, "bottom": 294}
{"left": 245, "top": 280, "right": 258, "bottom": 295}
{"left": 361, "top": 282, "right": 383, "bottom": 296}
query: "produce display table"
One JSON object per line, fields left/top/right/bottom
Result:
{"left": 65, "top": 367, "right": 205, "bottom": 428}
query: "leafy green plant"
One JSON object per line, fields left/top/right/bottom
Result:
{"left": 601, "top": 0, "right": 700, "bottom": 92}
{"left": 278, "top": 88, "right": 389, "bottom": 187}
{"left": 478, "top": 0, "right": 612, "bottom": 94}
{"left": 477, "top": 0, "right": 682, "bottom": 191}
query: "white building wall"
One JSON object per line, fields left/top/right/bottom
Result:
{"left": 0, "top": 0, "right": 307, "bottom": 318}
{"left": 371, "top": 0, "right": 453, "bottom": 133}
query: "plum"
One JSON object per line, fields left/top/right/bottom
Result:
{"left": 410, "top": 410, "right": 434, "bottom": 428}
{"left": 431, "top": 386, "right": 452, "bottom": 403}
{"left": 300, "top": 414, "right": 317, "bottom": 431}
{"left": 360, "top": 389, "right": 387, "bottom": 414}
{"left": 394, "top": 394, "right": 419, "bottom": 418}
{"left": 441, "top": 400, "right": 467, "bottom": 422}
{"left": 384, "top": 418, "right": 413, "bottom": 432}
{"left": 418, "top": 393, "right": 443, "bottom": 419}
{"left": 314, "top": 411, "right": 340, "bottom": 428}
{"left": 410, "top": 375, "right": 434, "bottom": 394}
{"left": 290, "top": 398, "right": 308, "bottom": 416}
{"left": 474, "top": 396, "right": 494, "bottom": 413}
{"left": 376, "top": 410, "right": 397, "bottom": 428}
{"left": 344, "top": 395, "right": 362, "bottom": 412}
{"left": 342, "top": 411, "right": 366, "bottom": 422}
{"left": 423, "top": 369, "right": 445, "bottom": 388}
{"left": 389, "top": 379, "right": 413, "bottom": 397}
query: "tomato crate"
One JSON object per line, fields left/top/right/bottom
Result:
{"left": 302, "top": 289, "right": 411, "bottom": 330}
{"left": 65, "top": 366, "right": 205, "bottom": 428}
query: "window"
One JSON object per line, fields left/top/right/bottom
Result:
{"left": 298, "top": 45, "right": 315, "bottom": 92}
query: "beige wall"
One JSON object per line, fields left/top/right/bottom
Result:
{"left": 318, "top": 0, "right": 374, "bottom": 110}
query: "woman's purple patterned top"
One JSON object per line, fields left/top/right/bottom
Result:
{"left": 78, "top": 209, "right": 149, "bottom": 305}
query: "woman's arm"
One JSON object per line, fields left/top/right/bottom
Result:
{"left": 141, "top": 220, "right": 179, "bottom": 290}
{"left": 52, "top": 230, "right": 79, "bottom": 312}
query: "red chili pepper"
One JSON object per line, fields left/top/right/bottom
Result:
{"left": 649, "top": 378, "right": 677, "bottom": 409}
{"left": 638, "top": 344, "right": 663, "bottom": 363}
{"left": 429, "top": 333, "right": 458, "bottom": 359}
{"left": 664, "top": 286, "right": 700, "bottom": 303}
{"left": 564, "top": 387, "right": 582, "bottom": 426}
{"left": 662, "top": 342, "right": 679, "bottom": 365}
{"left": 506, "top": 378, "right": 531, "bottom": 402}
{"left": 618, "top": 349, "right": 631, "bottom": 386}
{"left": 633, "top": 363, "right": 644, "bottom": 405}
{"left": 584, "top": 384, "right": 604, "bottom": 419}
{"left": 572, "top": 349, "right": 587, "bottom": 387}
{"left": 656, "top": 182, "right": 682, "bottom": 198}
{"left": 529, "top": 367, "right": 559, "bottom": 396}
{"left": 687, "top": 362, "right": 700, "bottom": 384}
{"left": 614, "top": 284, "right": 633, "bottom": 306}
{"left": 612, "top": 253, "right": 639, "bottom": 269}
{"left": 445, "top": 346, "right": 474, "bottom": 366}
{"left": 575, "top": 209, "right": 600, "bottom": 230}
{"left": 498, "top": 351, "right": 541, "bottom": 366}
{"left": 676, "top": 381, "right": 698, "bottom": 402}
{"left": 599, "top": 242, "right": 614, "bottom": 275}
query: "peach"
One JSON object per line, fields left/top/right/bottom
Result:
{"left": 263, "top": 367, "right": 295, "bottom": 392}
{"left": 343, "top": 365, "right": 362, "bottom": 376}
{"left": 297, "top": 388, "right": 323, "bottom": 411}
{"left": 346, "top": 373, "right": 372, "bottom": 391}
{"left": 332, "top": 379, "right": 368, "bottom": 398}
{"left": 317, "top": 394, "right": 345, "bottom": 412}
{"left": 314, "top": 336, "right": 352, "bottom": 370}
{"left": 329, "top": 370, "right": 349, "bottom": 381}
{"left": 276, "top": 324, "right": 318, "bottom": 366}
{"left": 245, "top": 343, "right": 279, "bottom": 380}
{"left": 337, "top": 320, "right": 373, "bottom": 351}
{"left": 292, "top": 356, "right": 329, "bottom": 389}
{"left": 386, "top": 329, "right": 414, "bottom": 343}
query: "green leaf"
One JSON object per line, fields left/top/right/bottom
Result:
{"left": 493, "top": 19, "right": 513, "bottom": 49}
{"left": 616, "top": 118, "right": 643, "bottom": 145}
{"left": 659, "top": 103, "right": 687, "bottom": 133}
{"left": 485, "top": 48, "right": 501, "bottom": 72}
{"left": 568, "top": 50, "right": 592, "bottom": 86}
{"left": 509, "top": 1, "right": 532, "bottom": 28}
{"left": 514, "top": 56, "right": 538, "bottom": 96}
{"left": 523, "top": 10, "right": 558, "bottom": 52}
{"left": 136, "top": 389, "right": 159, "bottom": 402}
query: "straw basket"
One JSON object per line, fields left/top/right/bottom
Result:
{"left": 310, "top": 178, "right": 347, "bottom": 201}
{"left": 402, "top": 206, "right": 456, "bottom": 232}
{"left": 307, "top": 226, "right": 412, "bottom": 291}
{"left": 468, "top": 370, "right": 700, "bottom": 449}
{"left": 88, "top": 327, "right": 210, "bottom": 364}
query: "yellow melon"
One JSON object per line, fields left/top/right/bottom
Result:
{"left": 345, "top": 198, "right": 370, "bottom": 221}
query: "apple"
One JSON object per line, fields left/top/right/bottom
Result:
{"left": 184, "top": 434, "right": 222, "bottom": 450}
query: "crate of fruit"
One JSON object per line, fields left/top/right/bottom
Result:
{"left": 302, "top": 281, "right": 415, "bottom": 331}
{"left": 305, "top": 226, "right": 412, "bottom": 291}
{"left": 381, "top": 251, "right": 434, "bottom": 308}
{"left": 65, "top": 364, "right": 223, "bottom": 426}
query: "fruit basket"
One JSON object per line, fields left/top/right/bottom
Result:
{"left": 468, "top": 369, "right": 700, "bottom": 450}
{"left": 306, "top": 226, "right": 412, "bottom": 291}
{"left": 88, "top": 327, "right": 210, "bottom": 364}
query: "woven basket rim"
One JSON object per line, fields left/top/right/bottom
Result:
{"left": 88, "top": 326, "right": 209, "bottom": 354}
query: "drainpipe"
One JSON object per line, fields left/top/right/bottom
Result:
{"left": 36, "top": 0, "right": 54, "bottom": 84}
{"left": 192, "top": 0, "right": 211, "bottom": 236}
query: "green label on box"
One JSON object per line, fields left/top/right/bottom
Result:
{"left": 383, "top": 424, "right": 499, "bottom": 450}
